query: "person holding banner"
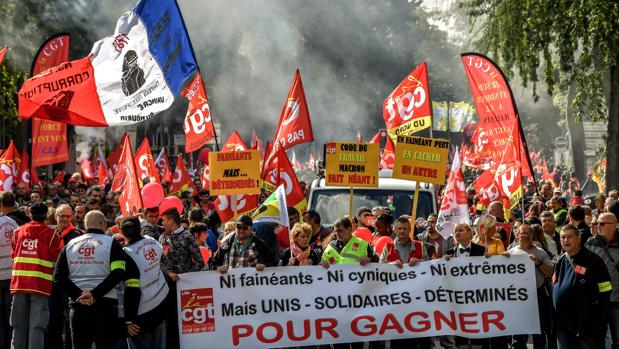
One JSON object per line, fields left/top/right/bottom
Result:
{"left": 212, "top": 215, "right": 274, "bottom": 273}
{"left": 320, "top": 217, "right": 378, "bottom": 349}
{"left": 279, "top": 223, "right": 321, "bottom": 266}
{"left": 379, "top": 216, "right": 431, "bottom": 349}
{"left": 506, "top": 224, "right": 555, "bottom": 349}
{"left": 473, "top": 215, "right": 505, "bottom": 256}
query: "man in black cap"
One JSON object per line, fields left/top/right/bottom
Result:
{"left": 212, "top": 215, "right": 274, "bottom": 273}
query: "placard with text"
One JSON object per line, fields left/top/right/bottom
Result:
{"left": 393, "top": 135, "right": 450, "bottom": 185}
{"left": 208, "top": 150, "right": 261, "bottom": 195}
{"left": 324, "top": 142, "right": 379, "bottom": 188}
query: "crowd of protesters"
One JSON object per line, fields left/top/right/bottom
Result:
{"left": 0, "top": 163, "right": 618, "bottom": 349}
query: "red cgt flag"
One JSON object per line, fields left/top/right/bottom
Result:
{"left": 97, "top": 162, "right": 110, "bottom": 186}
{"left": 51, "top": 171, "right": 65, "bottom": 185}
{"left": 0, "top": 140, "right": 22, "bottom": 191}
{"left": 251, "top": 130, "right": 265, "bottom": 160}
{"left": 107, "top": 140, "right": 124, "bottom": 175}
{"left": 134, "top": 138, "right": 160, "bottom": 186}
{"left": 18, "top": 151, "right": 31, "bottom": 190}
{"left": 155, "top": 148, "right": 172, "bottom": 183}
{"left": 182, "top": 74, "right": 216, "bottom": 153}
{"left": 265, "top": 69, "right": 314, "bottom": 166}
{"left": 215, "top": 194, "right": 259, "bottom": 224}
{"left": 274, "top": 145, "right": 306, "bottom": 211}
{"left": 111, "top": 135, "right": 143, "bottom": 216}
{"left": 200, "top": 165, "right": 210, "bottom": 190}
{"left": 31, "top": 34, "right": 70, "bottom": 168}
{"left": 383, "top": 62, "right": 432, "bottom": 139}
{"left": 221, "top": 131, "right": 247, "bottom": 152}
{"left": 169, "top": 155, "right": 196, "bottom": 196}
{"left": 380, "top": 137, "right": 395, "bottom": 169}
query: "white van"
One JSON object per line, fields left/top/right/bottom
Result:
{"left": 308, "top": 169, "right": 437, "bottom": 226}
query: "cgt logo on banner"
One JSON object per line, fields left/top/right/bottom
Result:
{"left": 180, "top": 288, "right": 216, "bottom": 334}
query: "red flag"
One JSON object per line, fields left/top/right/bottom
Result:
{"left": 169, "top": 155, "right": 196, "bottom": 196}
{"left": 357, "top": 129, "right": 363, "bottom": 143}
{"left": 306, "top": 153, "right": 316, "bottom": 171}
{"left": 380, "top": 137, "right": 395, "bottom": 169}
{"left": 107, "top": 140, "right": 124, "bottom": 175}
{"left": 383, "top": 62, "right": 432, "bottom": 138}
{"left": 51, "top": 171, "right": 65, "bottom": 185}
{"left": 18, "top": 151, "right": 31, "bottom": 190}
{"left": 0, "top": 47, "right": 7, "bottom": 65}
{"left": 31, "top": 167, "right": 42, "bottom": 187}
{"left": 542, "top": 161, "right": 555, "bottom": 187}
{"left": 368, "top": 132, "right": 381, "bottom": 144}
{"left": 80, "top": 159, "right": 94, "bottom": 181}
{"left": 18, "top": 56, "right": 107, "bottom": 126}
{"left": 273, "top": 146, "right": 307, "bottom": 211}
{"left": 111, "top": 135, "right": 143, "bottom": 216}
{"left": 214, "top": 194, "right": 259, "bottom": 224}
{"left": 31, "top": 34, "right": 70, "bottom": 167}
{"left": 0, "top": 141, "right": 22, "bottom": 192}
{"left": 290, "top": 150, "right": 302, "bottom": 172}
{"left": 154, "top": 149, "right": 172, "bottom": 183}
{"left": 265, "top": 70, "right": 314, "bottom": 166}
{"left": 251, "top": 130, "right": 265, "bottom": 160}
{"left": 221, "top": 131, "right": 247, "bottom": 152}
{"left": 97, "top": 162, "right": 110, "bottom": 186}
{"left": 200, "top": 165, "right": 210, "bottom": 190}
{"left": 134, "top": 138, "right": 160, "bottom": 186}
{"left": 461, "top": 53, "right": 534, "bottom": 178}
{"left": 182, "top": 74, "right": 216, "bottom": 153}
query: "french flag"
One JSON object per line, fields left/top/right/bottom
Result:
{"left": 18, "top": 0, "right": 197, "bottom": 126}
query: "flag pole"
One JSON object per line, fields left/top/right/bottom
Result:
{"left": 410, "top": 181, "right": 420, "bottom": 240}
{"left": 349, "top": 187, "right": 354, "bottom": 221}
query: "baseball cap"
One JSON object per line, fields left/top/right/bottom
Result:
{"left": 236, "top": 215, "right": 253, "bottom": 227}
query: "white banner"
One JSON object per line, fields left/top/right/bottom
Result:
{"left": 177, "top": 255, "right": 539, "bottom": 348}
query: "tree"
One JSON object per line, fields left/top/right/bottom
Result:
{"left": 463, "top": 0, "right": 619, "bottom": 191}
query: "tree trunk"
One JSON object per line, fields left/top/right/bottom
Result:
{"left": 566, "top": 81, "right": 586, "bottom": 181}
{"left": 606, "top": 51, "right": 619, "bottom": 192}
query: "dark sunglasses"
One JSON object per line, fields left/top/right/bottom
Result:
{"left": 236, "top": 225, "right": 250, "bottom": 230}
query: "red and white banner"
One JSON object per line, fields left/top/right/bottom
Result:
{"left": 31, "top": 34, "right": 70, "bottom": 167}
{"left": 383, "top": 62, "right": 432, "bottom": 139}
{"left": 460, "top": 53, "right": 533, "bottom": 177}
{"left": 134, "top": 138, "right": 160, "bottom": 186}
{"left": 177, "top": 256, "right": 539, "bottom": 348}
{"left": 200, "top": 165, "right": 210, "bottom": 190}
{"left": 111, "top": 134, "right": 143, "bottom": 216}
{"left": 182, "top": 74, "right": 216, "bottom": 153}
{"left": 264, "top": 144, "right": 306, "bottom": 212}
{"left": 265, "top": 69, "right": 314, "bottom": 166}
{"left": 436, "top": 149, "right": 469, "bottom": 239}
{"left": 0, "top": 141, "right": 20, "bottom": 192}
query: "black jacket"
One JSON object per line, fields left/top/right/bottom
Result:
{"left": 446, "top": 242, "right": 486, "bottom": 257}
{"left": 7, "top": 209, "right": 30, "bottom": 226}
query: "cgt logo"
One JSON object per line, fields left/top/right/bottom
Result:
{"left": 22, "top": 239, "right": 38, "bottom": 250}
{"left": 78, "top": 246, "right": 96, "bottom": 257}
{"left": 144, "top": 248, "right": 157, "bottom": 261}
{"left": 181, "top": 288, "right": 215, "bottom": 334}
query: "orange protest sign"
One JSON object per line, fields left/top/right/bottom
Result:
{"left": 393, "top": 135, "right": 450, "bottom": 185}
{"left": 208, "top": 150, "right": 261, "bottom": 195}
{"left": 324, "top": 142, "right": 379, "bottom": 188}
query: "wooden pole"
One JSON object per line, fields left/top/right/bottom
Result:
{"left": 410, "top": 182, "right": 420, "bottom": 240}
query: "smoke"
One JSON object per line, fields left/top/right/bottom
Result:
{"left": 74, "top": 126, "right": 106, "bottom": 163}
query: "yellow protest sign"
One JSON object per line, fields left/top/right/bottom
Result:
{"left": 208, "top": 150, "right": 261, "bottom": 195}
{"left": 325, "top": 142, "right": 379, "bottom": 188}
{"left": 393, "top": 135, "right": 450, "bottom": 185}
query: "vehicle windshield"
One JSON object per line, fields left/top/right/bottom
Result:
{"left": 310, "top": 189, "right": 434, "bottom": 226}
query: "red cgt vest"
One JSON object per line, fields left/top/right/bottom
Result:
{"left": 11, "top": 222, "right": 61, "bottom": 296}
{"left": 383, "top": 240, "right": 425, "bottom": 263}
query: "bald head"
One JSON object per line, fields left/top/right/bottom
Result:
{"left": 488, "top": 201, "right": 504, "bottom": 219}
{"left": 84, "top": 210, "right": 106, "bottom": 231}
{"left": 598, "top": 213, "right": 618, "bottom": 241}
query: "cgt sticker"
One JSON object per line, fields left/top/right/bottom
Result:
{"left": 181, "top": 288, "right": 215, "bottom": 334}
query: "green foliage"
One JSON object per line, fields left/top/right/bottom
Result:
{"left": 463, "top": 0, "right": 619, "bottom": 120}
{"left": 0, "top": 63, "right": 25, "bottom": 139}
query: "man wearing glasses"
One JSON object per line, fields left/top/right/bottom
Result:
{"left": 212, "top": 215, "right": 273, "bottom": 273}
{"left": 586, "top": 212, "right": 619, "bottom": 348}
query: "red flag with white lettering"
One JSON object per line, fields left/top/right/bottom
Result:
{"left": 265, "top": 70, "right": 314, "bottom": 166}
{"left": 182, "top": 74, "right": 216, "bottom": 153}
{"left": 215, "top": 194, "right": 259, "bottom": 224}
{"left": 111, "top": 135, "right": 143, "bottom": 216}
{"left": 461, "top": 53, "right": 534, "bottom": 178}
{"left": 169, "top": 155, "right": 196, "bottom": 196}
{"left": 31, "top": 34, "right": 70, "bottom": 167}
{"left": 383, "top": 62, "right": 432, "bottom": 139}
{"left": 221, "top": 131, "right": 248, "bottom": 152}
{"left": 134, "top": 138, "right": 160, "bottom": 186}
